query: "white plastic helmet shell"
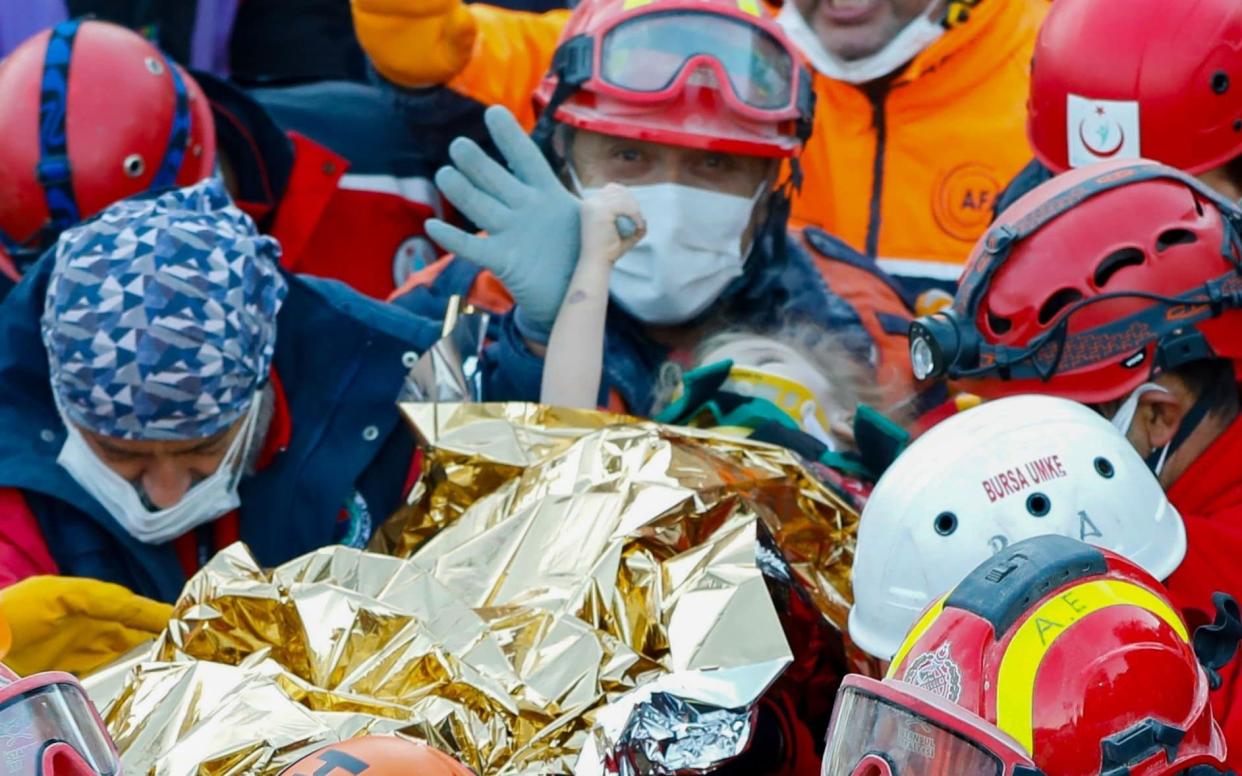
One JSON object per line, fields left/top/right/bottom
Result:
{"left": 848, "top": 394, "right": 1186, "bottom": 660}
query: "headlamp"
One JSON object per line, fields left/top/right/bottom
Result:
{"left": 908, "top": 311, "right": 976, "bottom": 380}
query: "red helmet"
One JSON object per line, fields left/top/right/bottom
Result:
{"left": 822, "top": 535, "right": 1230, "bottom": 776}
{"left": 0, "top": 20, "right": 216, "bottom": 268}
{"left": 531, "top": 0, "right": 814, "bottom": 158}
{"left": 278, "top": 737, "right": 474, "bottom": 776}
{"left": 908, "top": 160, "right": 1242, "bottom": 404}
{"left": 0, "top": 663, "right": 122, "bottom": 776}
{"left": 1029, "top": 0, "right": 1242, "bottom": 175}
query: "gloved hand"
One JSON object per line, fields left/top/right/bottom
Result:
{"left": 426, "top": 105, "right": 582, "bottom": 342}
{"left": 0, "top": 576, "right": 173, "bottom": 677}
{"left": 351, "top": 0, "right": 478, "bottom": 88}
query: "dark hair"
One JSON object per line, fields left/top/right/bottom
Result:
{"left": 1174, "top": 358, "right": 1241, "bottom": 419}
{"left": 1095, "top": 358, "right": 1240, "bottom": 420}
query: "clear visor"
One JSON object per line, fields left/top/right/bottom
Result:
{"left": 0, "top": 682, "right": 119, "bottom": 776}
{"left": 601, "top": 11, "right": 795, "bottom": 110}
{"left": 822, "top": 686, "right": 1011, "bottom": 776}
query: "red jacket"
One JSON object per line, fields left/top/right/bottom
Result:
{"left": 1164, "top": 413, "right": 1242, "bottom": 765}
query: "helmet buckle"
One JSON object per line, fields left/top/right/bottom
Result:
{"left": 1099, "top": 718, "right": 1187, "bottom": 775}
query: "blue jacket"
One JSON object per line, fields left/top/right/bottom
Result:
{"left": 394, "top": 231, "right": 875, "bottom": 415}
{"left": 0, "top": 256, "right": 442, "bottom": 601}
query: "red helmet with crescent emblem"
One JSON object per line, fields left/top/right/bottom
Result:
{"left": 530, "top": 0, "right": 814, "bottom": 158}
{"left": 0, "top": 20, "right": 216, "bottom": 271}
{"left": 907, "top": 159, "right": 1242, "bottom": 404}
{"left": 821, "top": 535, "right": 1231, "bottom": 776}
{"left": 1028, "top": 0, "right": 1242, "bottom": 175}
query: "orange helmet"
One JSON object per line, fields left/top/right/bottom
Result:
{"left": 279, "top": 737, "right": 475, "bottom": 776}
{"left": 822, "top": 535, "right": 1232, "bottom": 775}
{"left": 0, "top": 20, "right": 216, "bottom": 270}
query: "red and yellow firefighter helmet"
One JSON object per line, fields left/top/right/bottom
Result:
{"left": 822, "top": 534, "right": 1230, "bottom": 775}
{"left": 909, "top": 159, "right": 1242, "bottom": 404}
{"left": 531, "top": 0, "right": 814, "bottom": 158}
{"left": 0, "top": 20, "right": 216, "bottom": 269}
{"left": 278, "top": 736, "right": 475, "bottom": 776}
{"left": 1028, "top": 0, "right": 1242, "bottom": 175}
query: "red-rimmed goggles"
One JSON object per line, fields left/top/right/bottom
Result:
{"left": 545, "top": 7, "right": 814, "bottom": 137}
{"left": 0, "top": 670, "right": 120, "bottom": 776}
{"left": 821, "top": 675, "right": 1043, "bottom": 776}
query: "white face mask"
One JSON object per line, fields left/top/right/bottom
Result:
{"left": 573, "top": 176, "right": 762, "bottom": 325}
{"left": 56, "top": 395, "right": 264, "bottom": 545}
{"left": 776, "top": 1, "right": 945, "bottom": 84}
{"left": 1110, "top": 382, "right": 1172, "bottom": 476}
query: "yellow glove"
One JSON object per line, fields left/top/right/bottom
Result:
{"left": 352, "top": 0, "right": 479, "bottom": 88}
{"left": 0, "top": 576, "right": 172, "bottom": 678}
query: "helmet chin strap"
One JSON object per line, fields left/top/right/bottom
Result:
{"left": 1146, "top": 387, "right": 1216, "bottom": 474}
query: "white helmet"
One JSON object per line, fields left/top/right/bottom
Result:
{"left": 848, "top": 394, "right": 1186, "bottom": 660}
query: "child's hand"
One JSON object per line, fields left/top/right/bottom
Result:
{"left": 579, "top": 183, "right": 646, "bottom": 267}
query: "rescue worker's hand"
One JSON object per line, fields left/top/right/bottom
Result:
{"left": 0, "top": 576, "right": 173, "bottom": 677}
{"left": 426, "top": 105, "right": 581, "bottom": 342}
{"left": 351, "top": 0, "right": 478, "bottom": 87}
{"left": 580, "top": 183, "right": 646, "bottom": 268}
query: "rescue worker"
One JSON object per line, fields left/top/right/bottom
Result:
{"left": 352, "top": 0, "right": 1047, "bottom": 298}
{"left": 998, "top": 0, "right": 1242, "bottom": 214}
{"left": 824, "top": 535, "right": 1234, "bottom": 774}
{"left": 399, "top": 0, "right": 924, "bottom": 415}
{"left": 907, "top": 159, "right": 1242, "bottom": 755}
{"left": 278, "top": 737, "right": 474, "bottom": 776}
{"left": 0, "top": 19, "right": 440, "bottom": 301}
{"left": 0, "top": 180, "right": 439, "bottom": 602}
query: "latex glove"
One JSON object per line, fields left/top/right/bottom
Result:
{"left": 352, "top": 0, "right": 478, "bottom": 87}
{"left": 426, "top": 105, "right": 581, "bottom": 341}
{"left": 0, "top": 576, "right": 173, "bottom": 677}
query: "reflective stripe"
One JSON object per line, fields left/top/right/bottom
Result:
{"left": 994, "top": 579, "right": 1188, "bottom": 753}
{"left": 885, "top": 595, "right": 948, "bottom": 679}
{"left": 336, "top": 174, "right": 442, "bottom": 215}
{"left": 737, "top": 0, "right": 761, "bottom": 15}
{"left": 876, "top": 257, "right": 965, "bottom": 282}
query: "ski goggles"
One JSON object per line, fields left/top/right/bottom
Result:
{"left": 821, "top": 675, "right": 1042, "bottom": 776}
{"left": 0, "top": 670, "right": 120, "bottom": 776}
{"left": 555, "top": 6, "right": 813, "bottom": 126}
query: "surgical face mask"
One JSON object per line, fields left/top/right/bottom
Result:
{"left": 55, "top": 395, "right": 264, "bottom": 545}
{"left": 571, "top": 170, "right": 764, "bottom": 325}
{"left": 1110, "top": 382, "right": 1172, "bottom": 476}
{"left": 775, "top": 1, "right": 945, "bottom": 84}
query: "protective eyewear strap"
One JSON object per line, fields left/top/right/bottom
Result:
{"left": 37, "top": 20, "right": 84, "bottom": 235}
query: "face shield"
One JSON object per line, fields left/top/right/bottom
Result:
{"left": 0, "top": 672, "right": 120, "bottom": 776}
{"left": 821, "top": 676, "right": 1042, "bottom": 776}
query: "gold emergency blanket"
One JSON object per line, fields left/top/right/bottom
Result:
{"left": 93, "top": 404, "right": 858, "bottom": 774}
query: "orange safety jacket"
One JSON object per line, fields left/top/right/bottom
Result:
{"left": 354, "top": 0, "right": 1048, "bottom": 295}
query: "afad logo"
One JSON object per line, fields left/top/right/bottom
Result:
{"left": 1067, "top": 95, "right": 1142, "bottom": 168}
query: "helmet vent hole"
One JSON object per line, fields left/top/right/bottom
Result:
{"left": 1213, "top": 70, "right": 1231, "bottom": 94}
{"left": 986, "top": 310, "right": 1011, "bottom": 335}
{"left": 1156, "top": 228, "right": 1198, "bottom": 252}
{"left": 144, "top": 56, "right": 165, "bottom": 76}
{"left": 122, "top": 155, "right": 146, "bottom": 178}
{"left": 1026, "top": 493, "right": 1051, "bottom": 517}
{"left": 1092, "top": 248, "right": 1145, "bottom": 288}
{"left": 934, "top": 512, "right": 958, "bottom": 536}
{"left": 1094, "top": 457, "right": 1115, "bottom": 478}
{"left": 1037, "top": 288, "right": 1084, "bottom": 325}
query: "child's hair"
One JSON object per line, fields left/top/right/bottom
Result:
{"left": 652, "top": 321, "right": 893, "bottom": 425}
